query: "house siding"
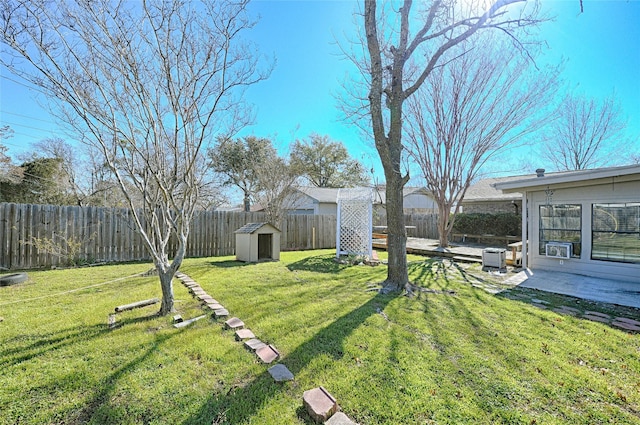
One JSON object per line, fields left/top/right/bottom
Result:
{"left": 526, "top": 179, "right": 640, "bottom": 282}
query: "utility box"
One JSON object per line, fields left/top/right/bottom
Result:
{"left": 235, "top": 222, "right": 281, "bottom": 263}
{"left": 482, "top": 248, "right": 506, "bottom": 269}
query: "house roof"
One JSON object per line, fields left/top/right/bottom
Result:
{"left": 234, "top": 222, "right": 280, "bottom": 234}
{"left": 462, "top": 176, "right": 523, "bottom": 203}
{"left": 373, "top": 186, "right": 433, "bottom": 204}
{"left": 294, "top": 186, "right": 434, "bottom": 205}
{"left": 296, "top": 187, "right": 341, "bottom": 204}
{"left": 494, "top": 164, "right": 640, "bottom": 193}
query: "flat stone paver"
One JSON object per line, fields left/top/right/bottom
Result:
{"left": 611, "top": 321, "right": 640, "bottom": 331}
{"left": 584, "top": 311, "right": 611, "bottom": 319}
{"left": 173, "top": 315, "right": 206, "bottom": 328}
{"left": 614, "top": 317, "right": 640, "bottom": 326}
{"left": 557, "top": 306, "right": 580, "bottom": 314}
{"left": 206, "top": 303, "right": 225, "bottom": 310}
{"left": 583, "top": 314, "right": 610, "bottom": 324}
{"left": 225, "top": 317, "right": 245, "bottom": 330}
{"left": 303, "top": 386, "right": 339, "bottom": 423}
{"left": 268, "top": 364, "right": 294, "bottom": 382}
{"left": 213, "top": 308, "right": 229, "bottom": 319}
{"left": 235, "top": 329, "right": 255, "bottom": 340}
{"left": 244, "top": 338, "right": 267, "bottom": 351}
{"left": 256, "top": 344, "right": 280, "bottom": 364}
{"left": 325, "top": 412, "right": 357, "bottom": 425}
{"left": 553, "top": 307, "right": 577, "bottom": 316}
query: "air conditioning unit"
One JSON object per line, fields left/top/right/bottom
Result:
{"left": 482, "top": 248, "right": 506, "bottom": 269}
{"left": 545, "top": 242, "right": 572, "bottom": 259}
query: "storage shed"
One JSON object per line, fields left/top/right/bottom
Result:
{"left": 234, "top": 222, "right": 281, "bottom": 262}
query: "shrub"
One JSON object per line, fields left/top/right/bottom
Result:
{"left": 452, "top": 213, "right": 521, "bottom": 236}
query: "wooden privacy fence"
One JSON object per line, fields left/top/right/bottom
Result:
{"left": 373, "top": 211, "right": 439, "bottom": 240}
{"left": 0, "top": 203, "right": 337, "bottom": 270}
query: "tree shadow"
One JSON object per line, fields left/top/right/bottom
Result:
{"left": 207, "top": 260, "right": 254, "bottom": 268}
{"left": 0, "top": 323, "right": 111, "bottom": 368}
{"left": 181, "top": 292, "right": 395, "bottom": 424}
{"left": 72, "top": 332, "right": 176, "bottom": 423}
{"left": 0, "top": 312, "right": 162, "bottom": 368}
{"left": 286, "top": 254, "right": 350, "bottom": 274}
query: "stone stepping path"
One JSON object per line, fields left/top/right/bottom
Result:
{"left": 268, "top": 364, "right": 294, "bottom": 382}
{"left": 175, "top": 272, "right": 288, "bottom": 367}
{"left": 235, "top": 329, "right": 255, "bottom": 340}
{"left": 244, "top": 338, "right": 267, "bottom": 351}
{"left": 488, "top": 283, "right": 640, "bottom": 333}
{"left": 225, "top": 317, "right": 245, "bottom": 330}
{"left": 303, "top": 386, "right": 339, "bottom": 423}
{"left": 542, "top": 302, "right": 640, "bottom": 332}
{"left": 326, "top": 412, "right": 358, "bottom": 425}
{"left": 175, "top": 272, "right": 359, "bottom": 423}
{"left": 256, "top": 344, "right": 280, "bottom": 364}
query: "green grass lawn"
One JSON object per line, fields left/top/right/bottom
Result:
{"left": 0, "top": 250, "right": 639, "bottom": 424}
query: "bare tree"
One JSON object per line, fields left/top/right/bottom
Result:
{"left": 541, "top": 92, "right": 628, "bottom": 171}
{"left": 0, "top": 126, "right": 23, "bottom": 185}
{"left": 344, "top": 0, "right": 544, "bottom": 291}
{"left": 1, "top": 0, "right": 270, "bottom": 314}
{"left": 405, "top": 37, "right": 559, "bottom": 248}
{"left": 254, "top": 156, "right": 300, "bottom": 228}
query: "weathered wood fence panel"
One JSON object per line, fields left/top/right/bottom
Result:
{"left": 0, "top": 203, "right": 338, "bottom": 269}
{"left": 0, "top": 203, "right": 440, "bottom": 270}
{"left": 373, "top": 211, "right": 439, "bottom": 240}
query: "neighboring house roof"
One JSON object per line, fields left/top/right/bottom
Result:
{"left": 290, "top": 186, "right": 435, "bottom": 207}
{"left": 463, "top": 176, "right": 523, "bottom": 203}
{"left": 495, "top": 164, "right": 640, "bottom": 193}
{"left": 296, "top": 187, "right": 341, "bottom": 204}
{"left": 372, "top": 186, "right": 433, "bottom": 204}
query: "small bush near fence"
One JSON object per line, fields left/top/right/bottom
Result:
{"left": 452, "top": 213, "right": 521, "bottom": 237}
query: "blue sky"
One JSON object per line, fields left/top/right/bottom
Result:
{"left": 1, "top": 0, "right": 639, "bottom": 181}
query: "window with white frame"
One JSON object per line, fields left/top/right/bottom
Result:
{"left": 539, "top": 204, "right": 582, "bottom": 258}
{"left": 592, "top": 203, "right": 640, "bottom": 263}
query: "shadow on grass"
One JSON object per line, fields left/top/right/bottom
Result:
{"left": 0, "top": 323, "right": 112, "bottom": 368}
{"left": 207, "top": 260, "right": 254, "bottom": 269}
{"left": 73, "top": 332, "right": 176, "bottom": 423}
{"left": 286, "top": 254, "right": 350, "bottom": 274}
{"left": 181, "top": 292, "right": 395, "bottom": 425}
{"left": 1, "top": 313, "right": 161, "bottom": 368}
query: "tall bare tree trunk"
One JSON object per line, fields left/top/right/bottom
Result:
{"left": 158, "top": 269, "right": 175, "bottom": 315}
{"left": 383, "top": 174, "right": 408, "bottom": 289}
{"left": 437, "top": 203, "right": 450, "bottom": 248}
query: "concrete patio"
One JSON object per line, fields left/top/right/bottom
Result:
{"left": 504, "top": 269, "right": 640, "bottom": 309}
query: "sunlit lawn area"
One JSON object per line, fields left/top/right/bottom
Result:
{"left": 1, "top": 250, "right": 639, "bottom": 424}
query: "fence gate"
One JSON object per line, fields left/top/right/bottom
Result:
{"left": 336, "top": 188, "right": 373, "bottom": 258}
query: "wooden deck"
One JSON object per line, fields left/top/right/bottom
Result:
{"left": 372, "top": 237, "right": 521, "bottom": 265}
{"left": 373, "top": 237, "right": 485, "bottom": 263}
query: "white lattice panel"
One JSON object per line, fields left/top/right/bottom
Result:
{"left": 336, "top": 188, "right": 373, "bottom": 257}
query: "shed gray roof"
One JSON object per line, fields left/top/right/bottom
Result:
{"left": 234, "top": 222, "right": 280, "bottom": 234}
